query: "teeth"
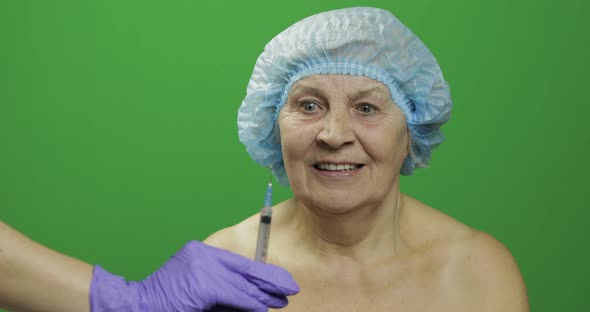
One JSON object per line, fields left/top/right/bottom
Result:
{"left": 317, "top": 163, "right": 359, "bottom": 171}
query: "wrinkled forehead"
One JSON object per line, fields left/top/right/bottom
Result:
{"left": 287, "top": 74, "right": 393, "bottom": 101}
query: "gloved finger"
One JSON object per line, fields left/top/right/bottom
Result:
{"left": 242, "top": 262, "right": 299, "bottom": 296}
{"left": 222, "top": 275, "right": 290, "bottom": 309}
{"left": 260, "top": 293, "right": 289, "bottom": 309}
{"left": 214, "top": 282, "right": 270, "bottom": 312}
{"left": 242, "top": 279, "right": 290, "bottom": 308}
{"left": 210, "top": 245, "right": 299, "bottom": 296}
{"left": 206, "top": 306, "right": 242, "bottom": 312}
{"left": 207, "top": 293, "right": 287, "bottom": 312}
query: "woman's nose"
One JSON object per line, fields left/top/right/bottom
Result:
{"left": 316, "top": 111, "right": 356, "bottom": 149}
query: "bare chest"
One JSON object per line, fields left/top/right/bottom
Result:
{"left": 269, "top": 258, "right": 468, "bottom": 312}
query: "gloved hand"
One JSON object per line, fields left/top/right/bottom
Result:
{"left": 90, "top": 240, "right": 299, "bottom": 311}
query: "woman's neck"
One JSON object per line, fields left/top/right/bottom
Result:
{"left": 287, "top": 181, "right": 407, "bottom": 262}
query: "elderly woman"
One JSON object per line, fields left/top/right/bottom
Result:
{"left": 206, "top": 7, "right": 528, "bottom": 311}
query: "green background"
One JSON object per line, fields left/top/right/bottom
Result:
{"left": 1, "top": 0, "right": 588, "bottom": 311}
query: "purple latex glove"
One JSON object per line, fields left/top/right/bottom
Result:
{"left": 90, "top": 241, "right": 299, "bottom": 311}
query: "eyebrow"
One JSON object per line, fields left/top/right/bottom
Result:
{"left": 289, "top": 85, "right": 324, "bottom": 98}
{"left": 347, "top": 87, "right": 388, "bottom": 101}
{"left": 289, "top": 84, "right": 389, "bottom": 101}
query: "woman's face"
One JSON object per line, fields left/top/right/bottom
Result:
{"left": 278, "top": 75, "right": 409, "bottom": 213}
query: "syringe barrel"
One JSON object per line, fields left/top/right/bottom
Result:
{"left": 254, "top": 207, "right": 272, "bottom": 262}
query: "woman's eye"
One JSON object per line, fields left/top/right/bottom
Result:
{"left": 357, "top": 103, "right": 376, "bottom": 114}
{"left": 302, "top": 102, "right": 319, "bottom": 112}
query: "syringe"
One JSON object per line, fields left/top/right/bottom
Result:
{"left": 254, "top": 177, "right": 273, "bottom": 262}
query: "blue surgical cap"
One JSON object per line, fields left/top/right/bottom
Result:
{"left": 238, "top": 7, "right": 452, "bottom": 186}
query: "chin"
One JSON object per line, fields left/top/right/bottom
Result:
{"left": 306, "top": 190, "right": 373, "bottom": 215}
{"left": 293, "top": 173, "right": 367, "bottom": 203}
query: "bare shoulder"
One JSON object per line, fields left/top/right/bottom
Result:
{"left": 203, "top": 213, "right": 260, "bottom": 259}
{"left": 449, "top": 230, "right": 529, "bottom": 311}
{"left": 402, "top": 195, "right": 529, "bottom": 311}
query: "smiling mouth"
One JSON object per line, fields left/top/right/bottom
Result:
{"left": 314, "top": 163, "right": 364, "bottom": 171}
